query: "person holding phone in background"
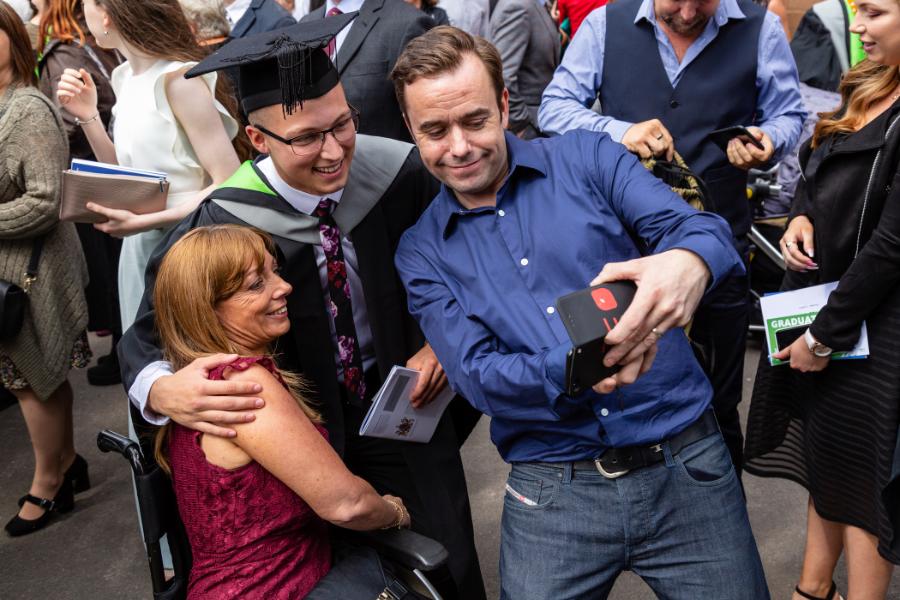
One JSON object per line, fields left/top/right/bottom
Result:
{"left": 745, "top": 1, "right": 900, "bottom": 597}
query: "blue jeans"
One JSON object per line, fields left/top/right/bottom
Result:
{"left": 499, "top": 432, "right": 769, "bottom": 599}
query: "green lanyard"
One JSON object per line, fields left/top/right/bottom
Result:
{"left": 844, "top": 0, "right": 866, "bottom": 67}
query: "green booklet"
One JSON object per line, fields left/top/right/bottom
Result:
{"left": 760, "top": 281, "right": 869, "bottom": 366}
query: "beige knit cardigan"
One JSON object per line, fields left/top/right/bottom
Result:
{"left": 0, "top": 85, "right": 88, "bottom": 400}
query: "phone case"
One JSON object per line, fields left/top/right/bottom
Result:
{"left": 775, "top": 326, "right": 806, "bottom": 352}
{"left": 707, "top": 126, "right": 764, "bottom": 152}
{"left": 556, "top": 281, "right": 637, "bottom": 395}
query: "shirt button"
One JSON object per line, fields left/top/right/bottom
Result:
{"left": 600, "top": 408, "right": 609, "bottom": 417}
{"left": 520, "top": 258, "right": 529, "bottom": 266}
{"left": 498, "top": 209, "right": 506, "bottom": 217}
{"left": 546, "top": 306, "right": 555, "bottom": 314}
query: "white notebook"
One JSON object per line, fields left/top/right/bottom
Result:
{"left": 358, "top": 366, "right": 455, "bottom": 443}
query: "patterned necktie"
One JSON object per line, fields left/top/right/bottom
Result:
{"left": 314, "top": 199, "right": 367, "bottom": 405}
{"left": 325, "top": 6, "right": 343, "bottom": 60}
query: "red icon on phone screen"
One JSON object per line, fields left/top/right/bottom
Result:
{"left": 592, "top": 288, "right": 619, "bottom": 333}
{"left": 591, "top": 288, "right": 618, "bottom": 312}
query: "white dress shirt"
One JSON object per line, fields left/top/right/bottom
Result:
{"left": 129, "top": 157, "right": 377, "bottom": 424}
{"left": 325, "top": 0, "right": 365, "bottom": 54}
{"left": 292, "top": 0, "right": 311, "bottom": 20}
{"left": 224, "top": 0, "right": 253, "bottom": 26}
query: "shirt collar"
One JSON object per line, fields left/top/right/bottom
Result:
{"left": 326, "top": 0, "right": 365, "bottom": 14}
{"left": 256, "top": 156, "right": 344, "bottom": 215}
{"left": 438, "top": 132, "right": 548, "bottom": 239}
{"left": 635, "top": 0, "right": 745, "bottom": 27}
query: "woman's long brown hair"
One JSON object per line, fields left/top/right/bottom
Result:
{"left": 152, "top": 225, "right": 320, "bottom": 473}
{"left": 812, "top": 60, "right": 900, "bottom": 147}
{"left": 38, "top": 0, "right": 86, "bottom": 53}
{"left": 95, "top": 0, "right": 252, "bottom": 160}
{"left": 0, "top": 1, "right": 37, "bottom": 87}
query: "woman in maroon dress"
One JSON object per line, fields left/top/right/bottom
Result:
{"left": 151, "top": 224, "right": 411, "bottom": 599}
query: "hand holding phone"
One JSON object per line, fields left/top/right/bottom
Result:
{"left": 707, "top": 126, "right": 765, "bottom": 152}
{"left": 556, "top": 281, "right": 637, "bottom": 396}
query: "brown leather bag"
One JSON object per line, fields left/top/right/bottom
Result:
{"left": 59, "top": 170, "right": 169, "bottom": 223}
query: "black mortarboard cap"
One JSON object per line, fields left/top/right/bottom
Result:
{"left": 185, "top": 12, "right": 358, "bottom": 115}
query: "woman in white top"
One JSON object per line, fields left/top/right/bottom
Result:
{"left": 56, "top": 0, "right": 243, "bottom": 328}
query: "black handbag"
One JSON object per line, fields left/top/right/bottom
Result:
{"left": 0, "top": 237, "right": 44, "bottom": 341}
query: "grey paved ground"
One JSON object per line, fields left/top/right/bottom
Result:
{"left": 1, "top": 334, "right": 898, "bottom": 599}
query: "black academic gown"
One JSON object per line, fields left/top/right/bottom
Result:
{"left": 119, "top": 148, "right": 486, "bottom": 599}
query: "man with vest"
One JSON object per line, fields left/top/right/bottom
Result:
{"left": 538, "top": 0, "right": 806, "bottom": 475}
{"left": 117, "top": 16, "right": 485, "bottom": 600}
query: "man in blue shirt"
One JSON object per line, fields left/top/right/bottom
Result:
{"left": 390, "top": 27, "right": 769, "bottom": 599}
{"left": 538, "top": 0, "right": 806, "bottom": 475}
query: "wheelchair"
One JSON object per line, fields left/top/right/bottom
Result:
{"left": 97, "top": 430, "right": 450, "bottom": 600}
{"left": 746, "top": 165, "right": 788, "bottom": 336}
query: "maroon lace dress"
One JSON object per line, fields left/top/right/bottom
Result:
{"left": 167, "top": 357, "right": 332, "bottom": 599}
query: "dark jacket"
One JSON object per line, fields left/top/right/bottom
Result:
{"left": 230, "top": 0, "right": 296, "bottom": 38}
{"left": 423, "top": 5, "right": 450, "bottom": 26}
{"left": 788, "top": 100, "right": 900, "bottom": 351}
{"left": 790, "top": 0, "right": 850, "bottom": 92}
{"left": 38, "top": 38, "right": 119, "bottom": 160}
{"left": 302, "top": 0, "right": 433, "bottom": 141}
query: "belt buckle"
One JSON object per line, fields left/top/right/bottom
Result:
{"left": 594, "top": 457, "right": 629, "bottom": 479}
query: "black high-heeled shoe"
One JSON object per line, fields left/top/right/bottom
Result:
{"left": 4, "top": 478, "right": 74, "bottom": 537}
{"left": 63, "top": 454, "right": 90, "bottom": 494}
{"left": 795, "top": 581, "right": 843, "bottom": 600}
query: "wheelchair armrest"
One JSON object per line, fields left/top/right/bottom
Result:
{"left": 355, "top": 528, "right": 449, "bottom": 573}
{"left": 97, "top": 429, "right": 147, "bottom": 475}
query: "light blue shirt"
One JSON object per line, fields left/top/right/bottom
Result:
{"left": 537, "top": 0, "right": 805, "bottom": 163}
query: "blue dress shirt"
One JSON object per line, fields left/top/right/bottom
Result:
{"left": 395, "top": 131, "right": 745, "bottom": 463}
{"left": 537, "top": 0, "right": 805, "bottom": 163}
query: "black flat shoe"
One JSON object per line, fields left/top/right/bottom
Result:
{"left": 64, "top": 454, "right": 90, "bottom": 494}
{"left": 4, "top": 479, "right": 73, "bottom": 537}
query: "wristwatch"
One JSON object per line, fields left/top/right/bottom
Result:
{"left": 803, "top": 329, "right": 833, "bottom": 358}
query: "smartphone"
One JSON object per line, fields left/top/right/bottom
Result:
{"left": 556, "top": 281, "right": 637, "bottom": 395}
{"left": 775, "top": 326, "right": 806, "bottom": 352}
{"left": 565, "top": 343, "right": 618, "bottom": 397}
{"left": 707, "top": 126, "right": 765, "bottom": 152}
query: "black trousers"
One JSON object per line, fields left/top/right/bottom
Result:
{"left": 689, "top": 242, "right": 750, "bottom": 478}
{"left": 341, "top": 370, "right": 486, "bottom": 600}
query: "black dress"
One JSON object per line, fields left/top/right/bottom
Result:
{"left": 744, "top": 99, "right": 900, "bottom": 562}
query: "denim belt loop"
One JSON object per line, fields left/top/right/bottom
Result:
{"left": 662, "top": 441, "right": 676, "bottom": 467}
{"left": 560, "top": 462, "right": 574, "bottom": 485}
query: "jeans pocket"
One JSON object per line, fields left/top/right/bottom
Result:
{"left": 504, "top": 469, "right": 558, "bottom": 510}
{"left": 675, "top": 434, "right": 736, "bottom": 487}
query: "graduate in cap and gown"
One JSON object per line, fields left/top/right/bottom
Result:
{"left": 118, "top": 14, "right": 486, "bottom": 600}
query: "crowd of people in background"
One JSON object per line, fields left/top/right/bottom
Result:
{"left": 0, "top": 0, "right": 898, "bottom": 598}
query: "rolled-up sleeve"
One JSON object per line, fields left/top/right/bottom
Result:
{"left": 538, "top": 9, "right": 634, "bottom": 141}
{"left": 755, "top": 13, "right": 806, "bottom": 162}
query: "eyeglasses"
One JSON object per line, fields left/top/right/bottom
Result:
{"left": 252, "top": 107, "right": 360, "bottom": 157}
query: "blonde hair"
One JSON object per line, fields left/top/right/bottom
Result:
{"left": 812, "top": 60, "right": 900, "bottom": 147}
{"left": 152, "top": 225, "right": 320, "bottom": 473}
